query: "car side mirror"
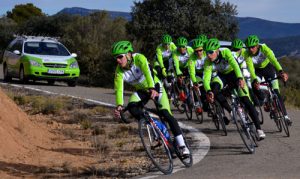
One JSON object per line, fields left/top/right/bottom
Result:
{"left": 71, "top": 53, "right": 77, "bottom": 58}
{"left": 13, "top": 50, "right": 21, "bottom": 55}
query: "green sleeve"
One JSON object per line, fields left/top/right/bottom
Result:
{"left": 188, "top": 55, "right": 197, "bottom": 83}
{"left": 223, "top": 49, "right": 243, "bottom": 78}
{"left": 135, "top": 54, "right": 155, "bottom": 88}
{"left": 203, "top": 59, "right": 212, "bottom": 91}
{"left": 261, "top": 44, "right": 283, "bottom": 71}
{"left": 245, "top": 52, "right": 258, "bottom": 82}
{"left": 172, "top": 52, "right": 182, "bottom": 76}
{"left": 114, "top": 67, "right": 124, "bottom": 106}
{"left": 170, "top": 42, "right": 177, "bottom": 52}
{"left": 156, "top": 45, "right": 164, "bottom": 68}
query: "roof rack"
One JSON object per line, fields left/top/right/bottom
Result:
{"left": 13, "top": 34, "right": 61, "bottom": 42}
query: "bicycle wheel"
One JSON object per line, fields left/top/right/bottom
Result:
{"left": 210, "top": 104, "right": 220, "bottom": 130}
{"left": 184, "top": 86, "right": 193, "bottom": 120}
{"left": 232, "top": 107, "right": 255, "bottom": 154}
{"left": 171, "top": 83, "right": 185, "bottom": 113}
{"left": 194, "top": 90, "right": 204, "bottom": 124}
{"left": 256, "top": 105, "right": 264, "bottom": 125}
{"left": 275, "top": 97, "right": 290, "bottom": 137}
{"left": 215, "top": 101, "right": 227, "bottom": 136}
{"left": 271, "top": 102, "right": 282, "bottom": 132}
{"left": 139, "top": 118, "right": 173, "bottom": 174}
{"left": 173, "top": 135, "right": 193, "bottom": 167}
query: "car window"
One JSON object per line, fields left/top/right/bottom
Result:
{"left": 24, "top": 42, "right": 70, "bottom": 56}
{"left": 10, "top": 40, "right": 23, "bottom": 53}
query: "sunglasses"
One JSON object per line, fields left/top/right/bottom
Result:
{"left": 194, "top": 49, "right": 203, "bottom": 53}
{"left": 114, "top": 54, "right": 125, "bottom": 60}
{"left": 206, "top": 50, "right": 216, "bottom": 55}
{"left": 247, "top": 46, "right": 256, "bottom": 50}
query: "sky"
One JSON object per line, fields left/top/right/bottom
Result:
{"left": 0, "top": 0, "right": 300, "bottom": 23}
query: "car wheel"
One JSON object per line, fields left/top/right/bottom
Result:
{"left": 19, "top": 66, "right": 28, "bottom": 84}
{"left": 3, "top": 64, "right": 12, "bottom": 82}
{"left": 47, "top": 80, "right": 55, "bottom": 85}
{"left": 67, "top": 79, "right": 77, "bottom": 87}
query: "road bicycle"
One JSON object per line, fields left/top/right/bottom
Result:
{"left": 120, "top": 99, "right": 193, "bottom": 174}
{"left": 207, "top": 98, "right": 227, "bottom": 136}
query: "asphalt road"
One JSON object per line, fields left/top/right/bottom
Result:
{"left": 0, "top": 64, "right": 299, "bottom": 178}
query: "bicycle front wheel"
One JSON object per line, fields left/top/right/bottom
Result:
{"left": 139, "top": 118, "right": 173, "bottom": 174}
{"left": 232, "top": 107, "right": 255, "bottom": 154}
{"left": 275, "top": 97, "right": 290, "bottom": 137}
{"left": 215, "top": 101, "right": 227, "bottom": 136}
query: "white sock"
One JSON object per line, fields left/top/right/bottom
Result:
{"left": 175, "top": 134, "right": 185, "bottom": 147}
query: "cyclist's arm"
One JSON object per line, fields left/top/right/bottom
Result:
{"left": 114, "top": 67, "right": 124, "bottom": 106}
{"left": 261, "top": 44, "right": 283, "bottom": 72}
{"left": 136, "top": 54, "right": 155, "bottom": 89}
{"left": 156, "top": 46, "right": 164, "bottom": 69}
{"left": 224, "top": 49, "right": 243, "bottom": 79}
{"left": 203, "top": 59, "right": 213, "bottom": 91}
{"left": 188, "top": 55, "right": 197, "bottom": 83}
{"left": 245, "top": 53, "right": 258, "bottom": 82}
{"left": 172, "top": 52, "right": 183, "bottom": 76}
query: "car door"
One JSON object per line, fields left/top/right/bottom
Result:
{"left": 6, "top": 40, "right": 23, "bottom": 76}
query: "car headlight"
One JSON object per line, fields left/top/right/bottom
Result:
{"left": 70, "top": 61, "right": 79, "bottom": 68}
{"left": 29, "top": 60, "right": 42, "bottom": 67}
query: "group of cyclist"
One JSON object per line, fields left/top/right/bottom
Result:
{"left": 112, "top": 33, "right": 292, "bottom": 157}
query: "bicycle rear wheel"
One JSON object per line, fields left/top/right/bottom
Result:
{"left": 232, "top": 107, "right": 255, "bottom": 154}
{"left": 194, "top": 90, "right": 204, "bottom": 124}
{"left": 171, "top": 83, "right": 185, "bottom": 113}
{"left": 139, "top": 118, "right": 173, "bottom": 174}
{"left": 275, "top": 97, "right": 290, "bottom": 137}
{"left": 184, "top": 86, "right": 193, "bottom": 120}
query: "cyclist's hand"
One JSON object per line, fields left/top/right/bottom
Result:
{"left": 149, "top": 88, "right": 159, "bottom": 99}
{"left": 238, "top": 78, "right": 245, "bottom": 89}
{"left": 114, "top": 105, "right": 123, "bottom": 119}
{"left": 162, "top": 68, "right": 167, "bottom": 77}
{"left": 206, "top": 91, "right": 214, "bottom": 103}
{"left": 280, "top": 71, "right": 288, "bottom": 82}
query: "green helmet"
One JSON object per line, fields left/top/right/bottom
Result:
{"left": 162, "top": 34, "right": 172, "bottom": 44}
{"left": 112, "top": 41, "right": 133, "bottom": 56}
{"left": 204, "top": 38, "right": 220, "bottom": 51}
{"left": 245, "top": 35, "right": 259, "bottom": 47}
{"left": 176, "top": 37, "right": 188, "bottom": 47}
{"left": 196, "top": 34, "right": 208, "bottom": 43}
{"left": 192, "top": 38, "right": 204, "bottom": 49}
{"left": 231, "top": 38, "right": 244, "bottom": 49}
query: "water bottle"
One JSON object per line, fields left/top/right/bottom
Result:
{"left": 153, "top": 118, "right": 171, "bottom": 141}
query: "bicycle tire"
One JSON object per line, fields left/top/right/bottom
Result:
{"left": 275, "top": 97, "right": 290, "bottom": 137}
{"left": 171, "top": 83, "right": 185, "bottom": 113}
{"left": 211, "top": 103, "right": 220, "bottom": 130}
{"left": 256, "top": 105, "right": 264, "bottom": 125}
{"left": 271, "top": 101, "right": 282, "bottom": 132}
{"left": 184, "top": 86, "right": 193, "bottom": 120}
{"left": 232, "top": 107, "right": 255, "bottom": 154}
{"left": 215, "top": 101, "right": 227, "bottom": 136}
{"left": 173, "top": 135, "right": 193, "bottom": 167}
{"left": 194, "top": 89, "right": 204, "bottom": 123}
{"left": 139, "top": 118, "right": 173, "bottom": 174}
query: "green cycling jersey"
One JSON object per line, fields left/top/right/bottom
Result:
{"left": 172, "top": 46, "right": 194, "bottom": 76}
{"left": 156, "top": 42, "right": 177, "bottom": 69}
{"left": 245, "top": 44, "right": 283, "bottom": 82}
{"left": 114, "top": 53, "right": 155, "bottom": 106}
{"left": 187, "top": 52, "right": 207, "bottom": 84}
{"left": 203, "top": 48, "right": 243, "bottom": 91}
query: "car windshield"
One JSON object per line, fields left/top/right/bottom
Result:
{"left": 24, "top": 42, "right": 70, "bottom": 56}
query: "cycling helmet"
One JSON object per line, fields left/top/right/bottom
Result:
{"left": 196, "top": 34, "right": 208, "bottom": 43}
{"left": 112, "top": 41, "right": 133, "bottom": 56}
{"left": 204, "top": 38, "right": 220, "bottom": 51}
{"left": 192, "top": 38, "right": 205, "bottom": 49}
{"left": 162, "top": 34, "right": 172, "bottom": 44}
{"left": 231, "top": 38, "right": 244, "bottom": 49}
{"left": 176, "top": 37, "right": 188, "bottom": 47}
{"left": 245, "top": 35, "right": 259, "bottom": 47}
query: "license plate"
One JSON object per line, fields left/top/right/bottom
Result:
{"left": 48, "top": 69, "right": 64, "bottom": 74}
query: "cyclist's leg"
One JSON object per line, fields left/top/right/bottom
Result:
{"left": 127, "top": 91, "right": 150, "bottom": 120}
{"left": 211, "top": 77, "right": 231, "bottom": 113}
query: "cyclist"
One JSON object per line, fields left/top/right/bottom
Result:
{"left": 187, "top": 38, "right": 209, "bottom": 113}
{"left": 196, "top": 34, "right": 208, "bottom": 43}
{"left": 112, "top": 40, "right": 190, "bottom": 156}
{"left": 170, "top": 36, "right": 194, "bottom": 100}
{"left": 153, "top": 34, "right": 177, "bottom": 80}
{"left": 203, "top": 38, "right": 266, "bottom": 138}
{"left": 244, "top": 35, "right": 292, "bottom": 125}
{"left": 230, "top": 38, "right": 264, "bottom": 105}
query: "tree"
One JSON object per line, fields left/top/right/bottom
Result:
{"left": 128, "top": 0, "right": 238, "bottom": 58}
{"left": 6, "top": 3, "right": 45, "bottom": 24}
{"left": 0, "top": 17, "right": 18, "bottom": 63}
